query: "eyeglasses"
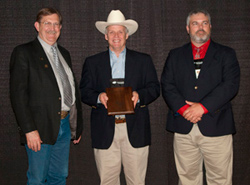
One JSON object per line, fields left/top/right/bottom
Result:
{"left": 40, "top": 22, "right": 61, "bottom": 28}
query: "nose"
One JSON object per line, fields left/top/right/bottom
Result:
{"left": 198, "top": 23, "right": 203, "bottom": 29}
{"left": 50, "top": 25, "right": 56, "bottom": 30}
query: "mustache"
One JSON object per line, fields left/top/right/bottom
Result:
{"left": 46, "top": 31, "right": 56, "bottom": 34}
{"left": 196, "top": 29, "right": 206, "bottom": 33}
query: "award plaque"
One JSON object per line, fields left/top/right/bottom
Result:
{"left": 106, "top": 86, "right": 135, "bottom": 115}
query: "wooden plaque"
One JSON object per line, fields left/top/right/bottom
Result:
{"left": 106, "top": 86, "right": 135, "bottom": 115}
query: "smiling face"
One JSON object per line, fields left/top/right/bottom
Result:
{"left": 186, "top": 13, "right": 211, "bottom": 46}
{"left": 34, "top": 13, "right": 62, "bottom": 46}
{"left": 105, "top": 25, "right": 129, "bottom": 55}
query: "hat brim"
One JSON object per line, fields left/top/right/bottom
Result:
{"left": 95, "top": 19, "right": 138, "bottom": 36}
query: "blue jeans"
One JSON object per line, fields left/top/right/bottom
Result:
{"left": 25, "top": 114, "right": 71, "bottom": 185}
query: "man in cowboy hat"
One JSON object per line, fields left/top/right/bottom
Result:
{"left": 80, "top": 10, "right": 160, "bottom": 185}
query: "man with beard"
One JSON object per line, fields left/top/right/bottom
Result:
{"left": 161, "top": 9, "right": 240, "bottom": 185}
{"left": 10, "top": 8, "right": 83, "bottom": 184}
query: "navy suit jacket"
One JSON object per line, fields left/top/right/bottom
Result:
{"left": 161, "top": 40, "right": 240, "bottom": 136}
{"left": 10, "top": 38, "right": 83, "bottom": 144}
{"left": 80, "top": 48, "right": 160, "bottom": 149}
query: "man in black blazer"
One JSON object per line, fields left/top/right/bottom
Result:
{"left": 80, "top": 10, "right": 160, "bottom": 185}
{"left": 10, "top": 8, "right": 83, "bottom": 184}
{"left": 161, "top": 9, "right": 240, "bottom": 185}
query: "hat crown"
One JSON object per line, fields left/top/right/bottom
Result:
{"left": 107, "top": 10, "right": 126, "bottom": 23}
{"left": 95, "top": 10, "right": 138, "bottom": 36}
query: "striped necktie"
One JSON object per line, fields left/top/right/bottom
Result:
{"left": 51, "top": 46, "right": 72, "bottom": 108}
{"left": 194, "top": 47, "right": 201, "bottom": 59}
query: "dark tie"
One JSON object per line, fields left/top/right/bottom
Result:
{"left": 51, "top": 46, "right": 72, "bottom": 108}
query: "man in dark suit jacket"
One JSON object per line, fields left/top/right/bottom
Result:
{"left": 161, "top": 9, "right": 240, "bottom": 185}
{"left": 10, "top": 8, "right": 83, "bottom": 184}
{"left": 80, "top": 10, "right": 160, "bottom": 185}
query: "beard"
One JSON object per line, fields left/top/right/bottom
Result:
{"left": 190, "top": 29, "right": 211, "bottom": 44}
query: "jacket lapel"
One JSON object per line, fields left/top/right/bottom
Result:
{"left": 100, "top": 51, "right": 112, "bottom": 88}
{"left": 32, "top": 38, "right": 59, "bottom": 88}
{"left": 124, "top": 49, "right": 135, "bottom": 87}
{"left": 199, "top": 40, "right": 217, "bottom": 78}
{"left": 183, "top": 43, "right": 197, "bottom": 81}
{"left": 58, "top": 46, "right": 71, "bottom": 68}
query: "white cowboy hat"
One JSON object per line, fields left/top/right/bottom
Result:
{"left": 95, "top": 10, "right": 138, "bottom": 36}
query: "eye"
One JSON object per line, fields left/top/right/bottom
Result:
{"left": 203, "top": 21, "right": 209, "bottom": 26}
{"left": 44, "top": 22, "right": 51, "bottom": 26}
{"left": 54, "top": 23, "right": 60, "bottom": 27}
{"left": 192, "top": 22, "right": 198, "bottom": 26}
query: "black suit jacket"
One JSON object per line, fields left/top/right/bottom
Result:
{"left": 80, "top": 49, "right": 160, "bottom": 149}
{"left": 161, "top": 40, "right": 240, "bottom": 136}
{"left": 10, "top": 38, "right": 83, "bottom": 144}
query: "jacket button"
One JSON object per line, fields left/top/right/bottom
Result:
{"left": 194, "top": 86, "right": 198, "bottom": 90}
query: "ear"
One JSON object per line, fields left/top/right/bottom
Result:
{"left": 105, "top": 34, "right": 108, "bottom": 41}
{"left": 126, "top": 33, "right": 129, "bottom": 40}
{"left": 34, "top": 22, "right": 40, "bottom": 32}
{"left": 186, "top": 25, "right": 190, "bottom": 34}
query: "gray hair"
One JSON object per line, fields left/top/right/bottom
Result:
{"left": 105, "top": 25, "right": 129, "bottom": 34}
{"left": 186, "top": 9, "right": 211, "bottom": 26}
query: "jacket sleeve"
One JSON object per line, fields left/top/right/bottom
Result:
{"left": 136, "top": 55, "right": 160, "bottom": 106}
{"left": 80, "top": 58, "right": 100, "bottom": 107}
{"left": 161, "top": 50, "right": 187, "bottom": 112}
{"left": 200, "top": 48, "right": 240, "bottom": 112}
{"left": 10, "top": 46, "right": 37, "bottom": 133}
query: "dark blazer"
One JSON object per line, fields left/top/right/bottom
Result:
{"left": 161, "top": 40, "right": 240, "bottom": 137}
{"left": 80, "top": 48, "right": 160, "bottom": 149}
{"left": 10, "top": 38, "right": 83, "bottom": 145}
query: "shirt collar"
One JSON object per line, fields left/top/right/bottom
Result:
{"left": 191, "top": 39, "right": 211, "bottom": 59}
{"left": 191, "top": 39, "right": 210, "bottom": 52}
{"left": 109, "top": 47, "right": 126, "bottom": 58}
{"left": 37, "top": 36, "right": 58, "bottom": 53}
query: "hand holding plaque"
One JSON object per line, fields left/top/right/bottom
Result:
{"left": 106, "top": 86, "right": 135, "bottom": 115}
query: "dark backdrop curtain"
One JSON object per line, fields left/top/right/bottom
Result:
{"left": 0, "top": 0, "right": 249, "bottom": 184}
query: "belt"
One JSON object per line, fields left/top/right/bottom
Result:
{"left": 61, "top": 111, "right": 69, "bottom": 119}
{"left": 115, "top": 117, "right": 126, "bottom": 124}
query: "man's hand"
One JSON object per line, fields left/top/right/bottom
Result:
{"left": 99, "top": 92, "right": 108, "bottom": 109}
{"left": 132, "top": 91, "right": 139, "bottom": 108}
{"left": 73, "top": 135, "right": 81, "bottom": 145}
{"left": 25, "top": 130, "right": 43, "bottom": 152}
{"left": 183, "top": 101, "right": 204, "bottom": 124}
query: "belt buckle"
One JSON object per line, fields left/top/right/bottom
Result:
{"left": 115, "top": 117, "right": 126, "bottom": 124}
{"left": 61, "top": 111, "right": 68, "bottom": 119}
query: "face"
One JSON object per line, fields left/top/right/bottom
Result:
{"left": 34, "top": 14, "right": 62, "bottom": 45}
{"left": 105, "top": 25, "right": 128, "bottom": 53}
{"left": 186, "top": 13, "right": 211, "bottom": 46}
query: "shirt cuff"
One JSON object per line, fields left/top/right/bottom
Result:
{"left": 199, "top": 103, "right": 208, "bottom": 114}
{"left": 177, "top": 104, "right": 190, "bottom": 116}
{"left": 97, "top": 94, "right": 101, "bottom": 104}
